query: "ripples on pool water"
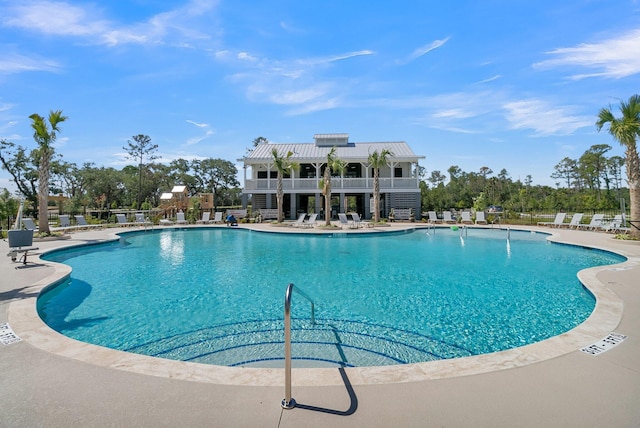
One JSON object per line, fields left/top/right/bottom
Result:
{"left": 38, "top": 228, "right": 625, "bottom": 367}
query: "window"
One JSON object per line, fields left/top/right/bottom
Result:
{"left": 394, "top": 167, "right": 403, "bottom": 178}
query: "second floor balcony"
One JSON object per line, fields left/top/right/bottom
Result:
{"left": 244, "top": 177, "right": 419, "bottom": 192}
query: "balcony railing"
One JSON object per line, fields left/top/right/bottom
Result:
{"left": 244, "top": 177, "right": 418, "bottom": 191}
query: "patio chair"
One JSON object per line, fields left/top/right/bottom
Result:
{"left": 537, "top": 212, "right": 566, "bottom": 228}
{"left": 135, "top": 213, "right": 152, "bottom": 226}
{"left": 338, "top": 213, "right": 353, "bottom": 229}
{"left": 196, "top": 212, "right": 211, "bottom": 224}
{"left": 7, "top": 229, "right": 39, "bottom": 265}
{"left": 427, "top": 211, "right": 440, "bottom": 224}
{"left": 176, "top": 211, "right": 188, "bottom": 224}
{"left": 116, "top": 213, "right": 135, "bottom": 227}
{"left": 563, "top": 213, "right": 584, "bottom": 229}
{"left": 601, "top": 214, "right": 623, "bottom": 233}
{"left": 301, "top": 213, "right": 318, "bottom": 228}
{"left": 292, "top": 213, "right": 307, "bottom": 227}
{"left": 58, "top": 215, "right": 72, "bottom": 229}
{"left": 351, "top": 213, "right": 362, "bottom": 228}
{"left": 75, "top": 215, "right": 103, "bottom": 229}
{"left": 578, "top": 214, "right": 604, "bottom": 231}
{"left": 21, "top": 218, "right": 38, "bottom": 231}
{"left": 475, "top": 211, "right": 488, "bottom": 224}
{"left": 442, "top": 211, "right": 456, "bottom": 224}
{"left": 460, "top": 211, "right": 473, "bottom": 224}
{"left": 211, "top": 212, "right": 223, "bottom": 224}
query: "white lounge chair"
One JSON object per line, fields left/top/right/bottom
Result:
{"left": 537, "top": 212, "right": 566, "bottom": 228}
{"left": 578, "top": 214, "right": 604, "bottom": 231}
{"left": 292, "top": 213, "right": 307, "bottom": 227}
{"left": 475, "top": 211, "right": 488, "bottom": 224}
{"left": 563, "top": 213, "right": 584, "bottom": 229}
{"left": 442, "top": 211, "right": 456, "bottom": 224}
{"left": 301, "top": 213, "right": 318, "bottom": 228}
{"left": 460, "top": 211, "right": 473, "bottom": 224}
{"left": 176, "top": 212, "right": 188, "bottom": 224}
{"left": 601, "top": 214, "right": 623, "bottom": 233}
{"left": 211, "top": 212, "right": 223, "bottom": 224}
{"left": 338, "top": 213, "right": 353, "bottom": 229}
{"left": 427, "top": 211, "right": 440, "bottom": 224}
{"left": 135, "top": 213, "right": 152, "bottom": 226}
{"left": 116, "top": 214, "right": 135, "bottom": 227}
{"left": 75, "top": 215, "right": 102, "bottom": 229}
{"left": 196, "top": 212, "right": 211, "bottom": 224}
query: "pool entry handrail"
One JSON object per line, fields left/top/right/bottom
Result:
{"left": 282, "top": 283, "right": 316, "bottom": 410}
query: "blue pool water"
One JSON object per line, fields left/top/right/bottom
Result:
{"left": 38, "top": 228, "right": 625, "bottom": 368}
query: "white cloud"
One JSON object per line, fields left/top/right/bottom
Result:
{"left": 474, "top": 74, "right": 502, "bottom": 84}
{"left": 534, "top": 28, "right": 640, "bottom": 79}
{"left": 186, "top": 120, "right": 208, "bottom": 128}
{"left": 185, "top": 129, "right": 214, "bottom": 146}
{"left": 402, "top": 37, "right": 450, "bottom": 63}
{"left": 1, "top": 0, "right": 219, "bottom": 47}
{"left": 502, "top": 99, "right": 592, "bottom": 136}
{"left": 0, "top": 53, "right": 62, "bottom": 74}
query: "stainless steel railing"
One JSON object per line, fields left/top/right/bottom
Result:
{"left": 282, "top": 283, "right": 315, "bottom": 410}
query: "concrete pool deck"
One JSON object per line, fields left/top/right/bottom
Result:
{"left": 1, "top": 223, "right": 639, "bottom": 427}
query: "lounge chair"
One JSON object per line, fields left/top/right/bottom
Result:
{"left": 338, "top": 213, "right": 353, "bottom": 229}
{"left": 460, "top": 211, "right": 473, "bottom": 224}
{"left": 159, "top": 217, "right": 174, "bottom": 225}
{"left": 301, "top": 213, "right": 318, "bottom": 228}
{"left": 58, "top": 215, "right": 72, "bottom": 229}
{"left": 135, "top": 213, "right": 152, "bottom": 226}
{"left": 442, "top": 211, "right": 456, "bottom": 224}
{"left": 601, "top": 214, "right": 623, "bottom": 233}
{"left": 196, "top": 212, "right": 211, "bottom": 224}
{"left": 563, "top": 213, "right": 584, "bottom": 229}
{"left": 427, "top": 211, "right": 440, "bottom": 224}
{"left": 292, "top": 213, "right": 307, "bottom": 227}
{"left": 21, "top": 218, "right": 38, "bottom": 231}
{"left": 211, "top": 212, "right": 223, "bottom": 224}
{"left": 578, "top": 214, "right": 604, "bottom": 231}
{"left": 75, "top": 215, "right": 102, "bottom": 229}
{"left": 7, "top": 229, "right": 39, "bottom": 264}
{"left": 537, "top": 212, "right": 566, "bottom": 228}
{"left": 475, "top": 211, "right": 488, "bottom": 224}
{"left": 176, "top": 212, "right": 188, "bottom": 224}
{"left": 116, "top": 214, "right": 135, "bottom": 227}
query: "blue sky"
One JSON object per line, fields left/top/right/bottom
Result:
{"left": 1, "top": 0, "right": 639, "bottom": 191}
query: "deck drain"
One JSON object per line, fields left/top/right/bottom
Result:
{"left": 580, "top": 332, "right": 627, "bottom": 356}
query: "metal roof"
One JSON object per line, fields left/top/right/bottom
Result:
{"left": 244, "top": 141, "right": 424, "bottom": 163}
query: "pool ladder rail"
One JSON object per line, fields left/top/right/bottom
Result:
{"left": 282, "top": 283, "right": 315, "bottom": 410}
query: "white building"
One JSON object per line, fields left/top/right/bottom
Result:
{"left": 240, "top": 134, "right": 425, "bottom": 220}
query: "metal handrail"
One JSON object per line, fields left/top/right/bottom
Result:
{"left": 282, "top": 283, "right": 315, "bottom": 410}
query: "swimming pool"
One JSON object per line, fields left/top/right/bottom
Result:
{"left": 37, "top": 227, "right": 625, "bottom": 368}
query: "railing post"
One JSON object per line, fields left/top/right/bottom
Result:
{"left": 282, "top": 283, "right": 295, "bottom": 409}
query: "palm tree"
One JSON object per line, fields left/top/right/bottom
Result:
{"left": 368, "top": 149, "right": 393, "bottom": 222}
{"left": 319, "top": 147, "right": 347, "bottom": 226}
{"left": 596, "top": 95, "right": 640, "bottom": 239}
{"left": 30, "top": 110, "right": 68, "bottom": 235}
{"left": 272, "top": 148, "right": 298, "bottom": 222}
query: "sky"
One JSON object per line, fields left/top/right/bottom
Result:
{"left": 1, "top": 0, "right": 639, "bottom": 192}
